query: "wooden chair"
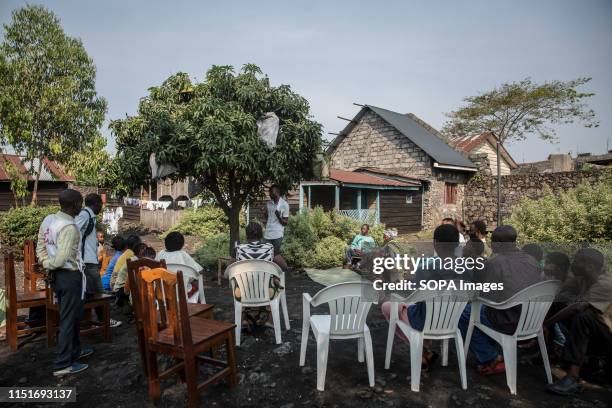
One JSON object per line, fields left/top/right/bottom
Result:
{"left": 23, "top": 239, "right": 39, "bottom": 293}
{"left": 126, "top": 258, "right": 215, "bottom": 377}
{"left": 139, "top": 268, "right": 237, "bottom": 408}
{"left": 4, "top": 253, "right": 47, "bottom": 351}
{"left": 45, "top": 282, "right": 114, "bottom": 346}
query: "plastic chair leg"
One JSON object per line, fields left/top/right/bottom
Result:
{"left": 454, "top": 330, "right": 468, "bottom": 390}
{"left": 538, "top": 330, "right": 553, "bottom": 384}
{"left": 234, "top": 302, "right": 242, "bottom": 346}
{"left": 358, "top": 337, "right": 365, "bottom": 362}
{"left": 299, "top": 321, "right": 309, "bottom": 366}
{"left": 384, "top": 319, "right": 396, "bottom": 369}
{"left": 281, "top": 291, "right": 290, "bottom": 330}
{"left": 409, "top": 333, "right": 424, "bottom": 392}
{"left": 364, "top": 330, "right": 375, "bottom": 387}
{"left": 501, "top": 336, "right": 518, "bottom": 395}
{"left": 464, "top": 321, "right": 474, "bottom": 358}
{"left": 316, "top": 334, "right": 330, "bottom": 391}
{"left": 270, "top": 299, "right": 282, "bottom": 344}
{"left": 442, "top": 338, "right": 449, "bottom": 367}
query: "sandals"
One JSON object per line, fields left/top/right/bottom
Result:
{"left": 478, "top": 360, "right": 506, "bottom": 376}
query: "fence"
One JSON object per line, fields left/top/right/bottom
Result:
{"left": 139, "top": 209, "right": 184, "bottom": 231}
{"left": 336, "top": 209, "right": 378, "bottom": 224}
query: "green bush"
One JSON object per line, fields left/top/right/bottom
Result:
{"left": 161, "top": 205, "right": 244, "bottom": 240}
{"left": 509, "top": 174, "right": 612, "bottom": 243}
{"left": 311, "top": 236, "right": 347, "bottom": 269}
{"left": 283, "top": 207, "right": 386, "bottom": 268}
{"left": 194, "top": 230, "right": 246, "bottom": 269}
{"left": 0, "top": 205, "right": 59, "bottom": 249}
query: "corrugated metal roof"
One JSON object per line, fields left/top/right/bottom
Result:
{"left": 330, "top": 168, "right": 421, "bottom": 187}
{"left": 450, "top": 132, "right": 518, "bottom": 169}
{"left": 366, "top": 105, "right": 476, "bottom": 169}
{"left": 0, "top": 154, "right": 75, "bottom": 182}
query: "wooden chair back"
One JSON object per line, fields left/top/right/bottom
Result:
{"left": 23, "top": 239, "right": 41, "bottom": 293}
{"left": 4, "top": 252, "right": 17, "bottom": 312}
{"left": 139, "top": 268, "right": 192, "bottom": 349}
{"left": 127, "top": 258, "right": 166, "bottom": 319}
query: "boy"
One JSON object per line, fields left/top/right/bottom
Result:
{"left": 156, "top": 232, "right": 203, "bottom": 299}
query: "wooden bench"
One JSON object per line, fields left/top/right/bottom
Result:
{"left": 4, "top": 252, "right": 47, "bottom": 351}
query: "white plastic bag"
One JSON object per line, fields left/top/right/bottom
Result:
{"left": 149, "top": 153, "right": 178, "bottom": 179}
{"left": 256, "top": 112, "right": 280, "bottom": 148}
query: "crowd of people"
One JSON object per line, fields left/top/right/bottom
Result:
{"left": 28, "top": 186, "right": 610, "bottom": 397}
{"left": 379, "top": 217, "right": 611, "bottom": 396}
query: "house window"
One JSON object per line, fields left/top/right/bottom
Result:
{"left": 444, "top": 182, "right": 457, "bottom": 204}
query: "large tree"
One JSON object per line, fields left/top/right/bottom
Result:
{"left": 64, "top": 134, "right": 111, "bottom": 186}
{"left": 0, "top": 5, "right": 107, "bottom": 203}
{"left": 110, "top": 64, "right": 323, "bottom": 253}
{"left": 442, "top": 77, "right": 598, "bottom": 144}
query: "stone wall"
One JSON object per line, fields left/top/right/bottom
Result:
{"left": 464, "top": 159, "right": 609, "bottom": 228}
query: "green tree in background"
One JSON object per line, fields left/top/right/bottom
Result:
{"left": 111, "top": 64, "right": 322, "bottom": 253}
{"left": 0, "top": 5, "right": 107, "bottom": 203}
{"left": 2, "top": 156, "right": 28, "bottom": 207}
{"left": 65, "top": 134, "right": 111, "bottom": 186}
{"left": 442, "top": 77, "right": 598, "bottom": 144}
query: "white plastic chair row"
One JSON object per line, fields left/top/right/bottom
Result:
{"left": 464, "top": 280, "right": 561, "bottom": 394}
{"left": 226, "top": 260, "right": 290, "bottom": 346}
{"left": 165, "top": 263, "right": 206, "bottom": 304}
{"left": 384, "top": 288, "right": 475, "bottom": 391}
{"left": 299, "top": 281, "right": 378, "bottom": 391}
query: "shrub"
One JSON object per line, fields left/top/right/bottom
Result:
{"left": 194, "top": 230, "right": 246, "bottom": 269}
{"left": 311, "top": 236, "right": 347, "bottom": 269}
{"left": 0, "top": 205, "right": 59, "bottom": 249}
{"left": 282, "top": 207, "right": 386, "bottom": 268}
{"left": 161, "top": 205, "right": 244, "bottom": 240}
{"left": 508, "top": 174, "right": 612, "bottom": 243}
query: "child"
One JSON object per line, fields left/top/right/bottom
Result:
{"left": 156, "top": 232, "right": 203, "bottom": 299}
{"left": 102, "top": 236, "right": 126, "bottom": 291}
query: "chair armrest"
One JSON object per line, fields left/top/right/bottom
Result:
{"left": 302, "top": 293, "right": 312, "bottom": 327}
{"left": 474, "top": 295, "right": 521, "bottom": 310}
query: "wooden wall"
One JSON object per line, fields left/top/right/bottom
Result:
{"left": 379, "top": 189, "right": 422, "bottom": 233}
{"left": 0, "top": 182, "right": 69, "bottom": 211}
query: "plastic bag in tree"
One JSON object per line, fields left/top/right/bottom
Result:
{"left": 257, "top": 112, "right": 280, "bottom": 148}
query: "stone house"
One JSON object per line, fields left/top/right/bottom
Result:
{"left": 326, "top": 105, "right": 478, "bottom": 229}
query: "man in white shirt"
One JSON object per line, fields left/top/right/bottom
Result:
{"left": 262, "top": 185, "right": 289, "bottom": 255}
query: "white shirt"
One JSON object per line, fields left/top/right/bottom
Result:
{"left": 155, "top": 250, "right": 202, "bottom": 283}
{"left": 264, "top": 198, "right": 289, "bottom": 240}
{"left": 75, "top": 207, "right": 98, "bottom": 264}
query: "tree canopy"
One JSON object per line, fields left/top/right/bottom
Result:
{"left": 442, "top": 77, "right": 598, "bottom": 144}
{"left": 110, "top": 64, "right": 323, "bottom": 252}
{"left": 0, "top": 5, "right": 107, "bottom": 203}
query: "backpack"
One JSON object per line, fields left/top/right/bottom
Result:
{"left": 81, "top": 211, "right": 95, "bottom": 258}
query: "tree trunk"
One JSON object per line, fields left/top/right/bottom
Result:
{"left": 30, "top": 159, "right": 44, "bottom": 206}
{"left": 228, "top": 206, "right": 241, "bottom": 258}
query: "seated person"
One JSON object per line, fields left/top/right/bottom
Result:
{"left": 101, "top": 236, "right": 126, "bottom": 291}
{"left": 461, "top": 237, "right": 486, "bottom": 282}
{"left": 110, "top": 234, "right": 142, "bottom": 289}
{"left": 123, "top": 245, "right": 157, "bottom": 295}
{"left": 381, "top": 224, "right": 463, "bottom": 369}
{"left": 543, "top": 252, "right": 571, "bottom": 349}
{"left": 344, "top": 223, "right": 375, "bottom": 268}
{"left": 458, "top": 225, "right": 541, "bottom": 376}
{"left": 469, "top": 219, "right": 491, "bottom": 257}
{"left": 547, "top": 248, "right": 612, "bottom": 395}
{"left": 523, "top": 243, "right": 544, "bottom": 269}
{"left": 114, "top": 242, "right": 147, "bottom": 307}
{"left": 234, "top": 222, "right": 289, "bottom": 271}
{"left": 156, "top": 232, "right": 203, "bottom": 300}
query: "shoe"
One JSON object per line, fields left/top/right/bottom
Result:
{"left": 109, "top": 319, "right": 122, "bottom": 328}
{"left": 478, "top": 361, "right": 506, "bottom": 376}
{"left": 53, "top": 362, "right": 89, "bottom": 377}
{"left": 78, "top": 346, "right": 94, "bottom": 359}
{"left": 547, "top": 376, "right": 584, "bottom": 396}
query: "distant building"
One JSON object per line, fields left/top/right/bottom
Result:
{"left": 514, "top": 151, "right": 612, "bottom": 174}
{"left": 449, "top": 132, "right": 518, "bottom": 176}
{"left": 0, "top": 153, "right": 75, "bottom": 210}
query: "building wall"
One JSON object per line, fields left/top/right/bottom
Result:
{"left": 330, "top": 110, "right": 470, "bottom": 229}
{"left": 475, "top": 142, "right": 512, "bottom": 176}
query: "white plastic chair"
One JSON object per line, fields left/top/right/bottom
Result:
{"left": 464, "top": 280, "right": 561, "bottom": 395}
{"left": 384, "top": 288, "right": 475, "bottom": 392}
{"left": 165, "top": 263, "right": 205, "bottom": 304}
{"left": 299, "top": 281, "right": 378, "bottom": 391}
{"left": 227, "top": 260, "right": 289, "bottom": 346}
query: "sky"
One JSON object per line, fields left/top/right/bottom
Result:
{"left": 1, "top": 0, "right": 611, "bottom": 162}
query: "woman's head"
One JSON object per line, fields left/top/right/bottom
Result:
{"left": 111, "top": 236, "right": 127, "bottom": 251}
{"left": 164, "top": 231, "right": 185, "bottom": 252}
{"left": 245, "top": 222, "right": 263, "bottom": 242}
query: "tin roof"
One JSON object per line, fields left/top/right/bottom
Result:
{"left": 330, "top": 168, "right": 421, "bottom": 187}
{"left": 0, "top": 154, "right": 75, "bottom": 182}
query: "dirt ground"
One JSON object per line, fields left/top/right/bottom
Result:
{"left": 1, "top": 233, "right": 611, "bottom": 407}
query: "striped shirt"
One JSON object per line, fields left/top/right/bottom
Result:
{"left": 236, "top": 241, "right": 274, "bottom": 261}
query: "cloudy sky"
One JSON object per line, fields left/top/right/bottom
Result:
{"left": 1, "top": 0, "right": 611, "bottom": 162}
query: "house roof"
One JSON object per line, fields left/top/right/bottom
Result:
{"left": 0, "top": 154, "right": 75, "bottom": 182}
{"left": 330, "top": 168, "right": 422, "bottom": 188}
{"left": 328, "top": 105, "right": 476, "bottom": 171}
{"left": 450, "top": 132, "right": 519, "bottom": 169}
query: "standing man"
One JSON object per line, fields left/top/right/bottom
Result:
{"left": 75, "top": 194, "right": 121, "bottom": 328}
{"left": 262, "top": 184, "right": 289, "bottom": 256}
{"left": 37, "top": 189, "right": 91, "bottom": 376}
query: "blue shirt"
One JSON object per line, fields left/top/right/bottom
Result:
{"left": 102, "top": 251, "right": 122, "bottom": 290}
